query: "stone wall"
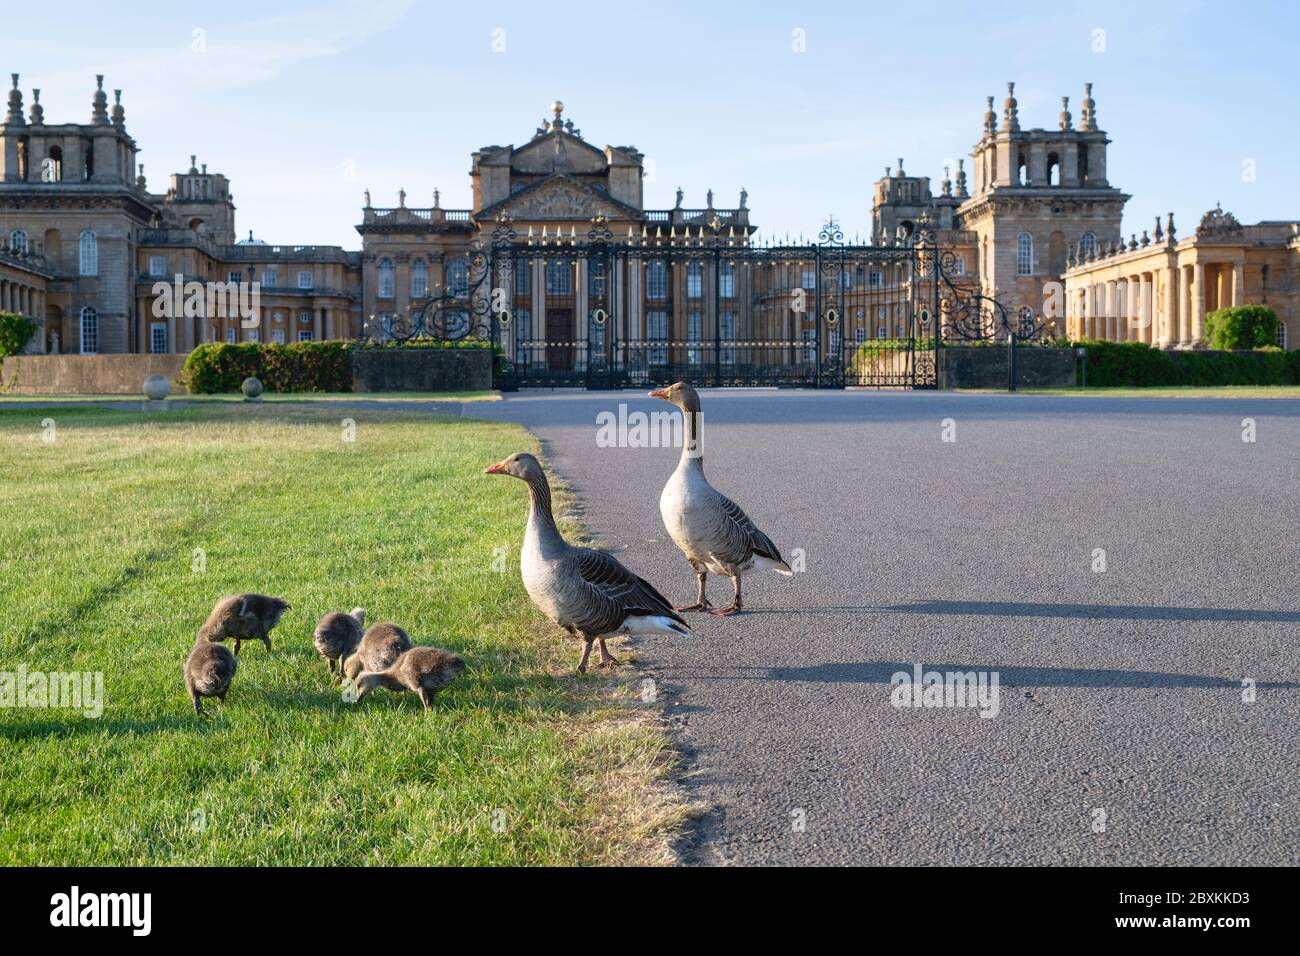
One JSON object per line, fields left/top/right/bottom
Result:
{"left": 939, "top": 345, "right": 1076, "bottom": 389}
{"left": 351, "top": 348, "right": 493, "bottom": 392}
{"left": 1, "top": 353, "right": 187, "bottom": 394}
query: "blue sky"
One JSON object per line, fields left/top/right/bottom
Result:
{"left": 3, "top": 0, "right": 1296, "bottom": 248}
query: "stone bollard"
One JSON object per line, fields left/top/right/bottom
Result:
{"left": 142, "top": 373, "right": 172, "bottom": 411}
{"left": 241, "top": 376, "right": 264, "bottom": 402}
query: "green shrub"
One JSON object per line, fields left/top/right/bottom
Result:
{"left": 1073, "top": 339, "right": 1297, "bottom": 387}
{"left": 183, "top": 341, "right": 354, "bottom": 393}
{"left": 1205, "top": 305, "right": 1279, "bottom": 350}
{"left": 0, "top": 311, "right": 37, "bottom": 358}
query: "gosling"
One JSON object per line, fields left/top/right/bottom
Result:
{"left": 184, "top": 641, "right": 237, "bottom": 716}
{"left": 313, "top": 607, "right": 366, "bottom": 681}
{"left": 354, "top": 646, "right": 466, "bottom": 710}
{"left": 342, "top": 622, "right": 412, "bottom": 681}
{"left": 198, "top": 593, "right": 290, "bottom": 656}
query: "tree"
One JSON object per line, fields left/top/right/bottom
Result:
{"left": 1205, "top": 305, "right": 1279, "bottom": 350}
{"left": 0, "top": 311, "right": 38, "bottom": 358}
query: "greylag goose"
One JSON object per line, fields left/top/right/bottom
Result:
{"left": 649, "top": 383, "right": 792, "bottom": 615}
{"left": 354, "top": 646, "right": 466, "bottom": 709}
{"left": 313, "top": 608, "right": 366, "bottom": 681}
{"left": 183, "top": 641, "right": 237, "bottom": 715}
{"left": 198, "top": 593, "right": 290, "bottom": 655}
{"left": 484, "top": 452, "right": 689, "bottom": 672}
{"left": 342, "top": 622, "right": 412, "bottom": 682}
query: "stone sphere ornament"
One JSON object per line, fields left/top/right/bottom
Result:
{"left": 142, "top": 374, "right": 171, "bottom": 402}
{"left": 241, "top": 376, "right": 264, "bottom": 401}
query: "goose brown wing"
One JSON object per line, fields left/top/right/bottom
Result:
{"left": 571, "top": 547, "right": 687, "bottom": 633}
{"left": 718, "top": 494, "right": 785, "bottom": 565}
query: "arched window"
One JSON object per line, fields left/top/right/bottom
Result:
{"left": 8, "top": 229, "right": 27, "bottom": 254}
{"left": 448, "top": 259, "right": 470, "bottom": 298}
{"left": 646, "top": 260, "right": 668, "bottom": 299}
{"left": 1078, "top": 145, "right": 1089, "bottom": 183}
{"left": 1079, "top": 232, "right": 1097, "bottom": 260}
{"left": 1017, "top": 153, "right": 1028, "bottom": 186}
{"left": 79, "top": 229, "right": 97, "bottom": 276}
{"left": 410, "top": 259, "right": 427, "bottom": 298}
{"left": 377, "top": 258, "right": 394, "bottom": 298}
{"left": 79, "top": 307, "right": 98, "bottom": 354}
{"left": 1047, "top": 152, "right": 1060, "bottom": 187}
{"left": 1016, "top": 233, "right": 1034, "bottom": 275}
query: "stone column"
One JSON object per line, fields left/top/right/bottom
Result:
{"left": 324, "top": 308, "right": 333, "bottom": 341}
{"left": 1136, "top": 275, "right": 1149, "bottom": 343}
{"left": 1192, "top": 262, "right": 1206, "bottom": 346}
{"left": 1232, "top": 261, "right": 1244, "bottom": 307}
{"left": 314, "top": 306, "right": 323, "bottom": 342}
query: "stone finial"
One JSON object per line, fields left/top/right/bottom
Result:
{"left": 983, "top": 95, "right": 997, "bottom": 134}
{"left": 1003, "top": 82, "right": 1019, "bottom": 132}
{"left": 956, "top": 158, "right": 968, "bottom": 197}
{"left": 1080, "top": 82, "right": 1096, "bottom": 131}
{"left": 1153, "top": 215, "right": 1164, "bottom": 243}
{"left": 1059, "top": 96, "right": 1071, "bottom": 130}
{"left": 897, "top": 157, "right": 905, "bottom": 175}
{"left": 1140, "top": 230, "right": 1150, "bottom": 247}
{"left": 92, "top": 74, "right": 109, "bottom": 124}
{"left": 27, "top": 88, "right": 44, "bottom": 125}
{"left": 112, "top": 89, "right": 125, "bottom": 128}
{"left": 941, "top": 164, "right": 952, "bottom": 197}
{"left": 189, "top": 154, "right": 198, "bottom": 173}
{"left": 1166, "top": 211, "right": 1176, "bottom": 242}
{"left": 136, "top": 163, "right": 146, "bottom": 188}
{"left": 1128, "top": 234, "right": 1138, "bottom": 251}
{"left": 6, "top": 74, "right": 25, "bottom": 126}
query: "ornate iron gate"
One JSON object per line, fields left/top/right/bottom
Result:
{"left": 373, "top": 219, "right": 990, "bottom": 390}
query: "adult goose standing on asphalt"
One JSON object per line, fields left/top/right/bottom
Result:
{"left": 314, "top": 608, "right": 366, "bottom": 682}
{"left": 484, "top": 452, "right": 689, "bottom": 672}
{"left": 198, "top": 593, "right": 291, "bottom": 655}
{"left": 649, "top": 382, "right": 792, "bottom": 615}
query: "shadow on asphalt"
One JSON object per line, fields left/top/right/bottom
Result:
{"left": 734, "top": 601, "right": 1300, "bottom": 623}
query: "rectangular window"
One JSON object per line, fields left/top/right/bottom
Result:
{"left": 545, "top": 260, "right": 571, "bottom": 295}
{"left": 298, "top": 330, "right": 314, "bottom": 342}
{"left": 148, "top": 255, "right": 167, "bottom": 277}
{"left": 271, "top": 329, "right": 286, "bottom": 344}
{"left": 589, "top": 258, "right": 607, "bottom": 299}
{"left": 719, "top": 310, "right": 736, "bottom": 366}
{"left": 687, "top": 311, "right": 702, "bottom": 365}
{"left": 514, "top": 258, "right": 530, "bottom": 296}
{"left": 514, "top": 306, "right": 530, "bottom": 364}
{"left": 719, "top": 263, "right": 736, "bottom": 298}
{"left": 802, "top": 328, "right": 815, "bottom": 364}
{"left": 647, "top": 309, "right": 668, "bottom": 366}
{"left": 226, "top": 327, "right": 236, "bottom": 344}
{"left": 645, "top": 262, "right": 668, "bottom": 299}
{"left": 297, "top": 270, "right": 314, "bottom": 289}
{"left": 801, "top": 269, "right": 816, "bottom": 291}
{"left": 869, "top": 271, "right": 883, "bottom": 287}
{"left": 262, "top": 270, "right": 277, "bottom": 288}
{"left": 245, "top": 328, "right": 260, "bottom": 342}
{"left": 150, "top": 322, "right": 167, "bottom": 354}
{"left": 687, "top": 262, "right": 702, "bottom": 298}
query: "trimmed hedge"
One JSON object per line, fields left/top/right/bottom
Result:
{"left": 1074, "top": 340, "right": 1299, "bottom": 387}
{"left": 183, "top": 342, "right": 355, "bottom": 393}
{"left": 182, "top": 338, "right": 498, "bottom": 393}
{"left": 0, "top": 311, "right": 37, "bottom": 358}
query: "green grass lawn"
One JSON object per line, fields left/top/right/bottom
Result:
{"left": 0, "top": 403, "right": 682, "bottom": 865}
{"left": 0, "top": 390, "right": 500, "bottom": 404}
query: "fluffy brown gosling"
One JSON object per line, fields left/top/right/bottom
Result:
{"left": 354, "top": 646, "right": 466, "bottom": 710}
{"left": 342, "top": 622, "right": 412, "bottom": 681}
{"left": 184, "top": 641, "right": 237, "bottom": 716}
{"left": 198, "top": 593, "right": 290, "bottom": 655}
{"left": 313, "top": 607, "right": 366, "bottom": 681}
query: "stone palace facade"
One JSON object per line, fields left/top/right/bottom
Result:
{"left": 1, "top": 74, "right": 1295, "bottom": 355}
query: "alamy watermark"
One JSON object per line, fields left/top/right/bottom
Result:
{"left": 0, "top": 666, "right": 104, "bottom": 718}
{"left": 890, "top": 663, "right": 1000, "bottom": 718}
{"left": 596, "top": 404, "right": 702, "bottom": 457}
{"left": 151, "top": 274, "right": 260, "bottom": 328}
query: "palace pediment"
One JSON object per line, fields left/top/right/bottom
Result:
{"left": 481, "top": 174, "right": 640, "bottom": 223}
{"left": 511, "top": 131, "right": 606, "bottom": 175}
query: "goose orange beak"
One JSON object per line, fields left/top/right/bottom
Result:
{"left": 483, "top": 461, "right": 507, "bottom": 475}
{"left": 648, "top": 388, "right": 670, "bottom": 400}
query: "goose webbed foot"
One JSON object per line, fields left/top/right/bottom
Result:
{"left": 673, "top": 601, "right": 711, "bottom": 612}
{"left": 707, "top": 577, "right": 743, "bottom": 616}
{"left": 596, "top": 639, "right": 619, "bottom": 668}
{"left": 577, "top": 639, "right": 595, "bottom": 674}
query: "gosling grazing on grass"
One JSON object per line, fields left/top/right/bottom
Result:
{"left": 484, "top": 452, "right": 689, "bottom": 673}
{"left": 354, "top": 646, "right": 466, "bottom": 709}
{"left": 184, "top": 641, "right": 237, "bottom": 716}
{"left": 649, "top": 382, "right": 793, "bottom": 615}
{"left": 313, "top": 607, "right": 366, "bottom": 681}
{"left": 342, "top": 622, "right": 413, "bottom": 681}
{"left": 198, "top": 593, "right": 291, "bottom": 655}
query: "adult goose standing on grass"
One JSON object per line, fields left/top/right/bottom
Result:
{"left": 184, "top": 641, "right": 237, "bottom": 716}
{"left": 649, "top": 383, "right": 793, "bottom": 615}
{"left": 198, "top": 593, "right": 291, "bottom": 655}
{"left": 484, "top": 452, "right": 689, "bottom": 672}
{"left": 314, "top": 608, "right": 366, "bottom": 682}
{"left": 342, "top": 622, "right": 413, "bottom": 681}
{"left": 354, "top": 646, "right": 466, "bottom": 710}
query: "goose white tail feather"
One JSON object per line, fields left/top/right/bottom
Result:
{"left": 622, "top": 614, "right": 691, "bottom": 637}
{"left": 754, "top": 556, "right": 795, "bottom": 576}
